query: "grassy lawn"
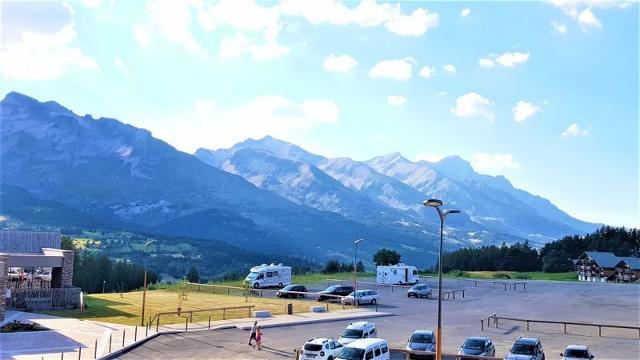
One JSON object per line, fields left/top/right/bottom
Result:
{"left": 421, "top": 270, "right": 576, "bottom": 281}
{"left": 39, "top": 287, "right": 346, "bottom": 326}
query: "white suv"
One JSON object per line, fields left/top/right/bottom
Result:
{"left": 342, "top": 290, "right": 380, "bottom": 305}
{"left": 300, "top": 338, "right": 343, "bottom": 360}
{"left": 338, "top": 321, "right": 377, "bottom": 345}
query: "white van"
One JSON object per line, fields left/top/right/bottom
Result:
{"left": 376, "top": 263, "right": 418, "bottom": 285}
{"left": 336, "top": 338, "right": 390, "bottom": 360}
{"left": 243, "top": 263, "right": 291, "bottom": 289}
{"left": 338, "top": 321, "right": 377, "bottom": 345}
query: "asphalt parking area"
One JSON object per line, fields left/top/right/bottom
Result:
{"left": 116, "top": 278, "right": 640, "bottom": 359}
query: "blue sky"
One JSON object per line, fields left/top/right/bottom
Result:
{"left": 1, "top": 0, "right": 638, "bottom": 228}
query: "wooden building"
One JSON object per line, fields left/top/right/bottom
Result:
{"left": 575, "top": 251, "right": 640, "bottom": 283}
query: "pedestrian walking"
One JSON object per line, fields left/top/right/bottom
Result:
{"left": 255, "top": 326, "right": 262, "bottom": 350}
{"left": 248, "top": 321, "right": 257, "bottom": 346}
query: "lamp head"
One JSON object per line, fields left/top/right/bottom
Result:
{"left": 423, "top": 199, "right": 443, "bottom": 207}
{"left": 354, "top": 238, "right": 365, "bottom": 244}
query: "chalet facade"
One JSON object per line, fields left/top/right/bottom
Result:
{"left": 0, "top": 230, "right": 78, "bottom": 321}
{"left": 575, "top": 251, "right": 640, "bottom": 283}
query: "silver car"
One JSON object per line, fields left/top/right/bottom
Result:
{"left": 406, "top": 330, "right": 435, "bottom": 352}
{"left": 407, "top": 284, "right": 432, "bottom": 298}
{"left": 458, "top": 336, "right": 495, "bottom": 358}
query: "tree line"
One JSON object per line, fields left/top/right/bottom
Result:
{"left": 322, "top": 260, "right": 364, "bottom": 274}
{"left": 62, "top": 236, "right": 159, "bottom": 293}
{"left": 441, "top": 226, "right": 639, "bottom": 273}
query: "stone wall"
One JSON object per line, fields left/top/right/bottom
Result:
{"left": 44, "top": 248, "right": 75, "bottom": 288}
{"left": 0, "top": 253, "right": 9, "bottom": 321}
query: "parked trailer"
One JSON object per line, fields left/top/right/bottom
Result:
{"left": 243, "top": 263, "right": 291, "bottom": 289}
{"left": 376, "top": 264, "right": 419, "bottom": 285}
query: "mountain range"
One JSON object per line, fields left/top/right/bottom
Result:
{"left": 0, "top": 92, "right": 599, "bottom": 267}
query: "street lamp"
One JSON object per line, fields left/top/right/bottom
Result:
{"left": 423, "top": 199, "right": 460, "bottom": 360}
{"left": 353, "top": 238, "right": 365, "bottom": 303}
{"left": 141, "top": 239, "right": 156, "bottom": 326}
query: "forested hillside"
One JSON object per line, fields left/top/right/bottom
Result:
{"left": 443, "top": 226, "right": 639, "bottom": 273}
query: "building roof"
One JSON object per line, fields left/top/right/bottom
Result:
{"left": 621, "top": 257, "right": 640, "bottom": 270}
{"left": 583, "top": 251, "right": 621, "bottom": 268}
{"left": 0, "top": 230, "right": 61, "bottom": 253}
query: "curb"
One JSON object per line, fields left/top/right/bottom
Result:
{"left": 98, "top": 330, "right": 180, "bottom": 360}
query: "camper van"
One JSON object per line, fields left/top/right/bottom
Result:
{"left": 376, "top": 264, "right": 419, "bottom": 285}
{"left": 243, "top": 263, "right": 291, "bottom": 289}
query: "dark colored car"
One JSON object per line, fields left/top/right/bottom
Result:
{"left": 317, "top": 285, "right": 355, "bottom": 301}
{"left": 505, "top": 337, "right": 545, "bottom": 360}
{"left": 276, "top": 284, "right": 307, "bottom": 298}
{"left": 458, "top": 336, "right": 495, "bottom": 358}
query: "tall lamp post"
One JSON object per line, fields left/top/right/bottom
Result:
{"left": 423, "top": 199, "right": 460, "bottom": 360}
{"left": 353, "top": 238, "right": 365, "bottom": 302}
{"left": 141, "top": 239, "right": 156, "bottom": 326}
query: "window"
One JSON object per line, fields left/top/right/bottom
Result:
{"left": 366, "top": 350, "right": 374, "bottom": 360}
{"left": 273, "top": 271, "right": 278, "bottom": 276}
{"left": 413, "top": 270, "right": 418, "bottom": 275}
{"left": 266, "top": 272, "right": 273, "bottom": 277}
{"left": 381, "top": 345, "right": 388, "bottom": 354}
{"left": 374, "top": 346, "right": 381, "bottom": 356}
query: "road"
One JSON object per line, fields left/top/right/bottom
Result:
{"left": 117, "top": 278, "right": 640, "bottom": 359}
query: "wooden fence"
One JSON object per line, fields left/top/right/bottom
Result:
{"left": 481, "top": 312, "right": 640, "bottom": 339}
{"left": 8, "top": 286, "right": 81, "bottom": 310}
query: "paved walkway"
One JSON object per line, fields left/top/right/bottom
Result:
{"left": 0, "top": 309, "right": 390, "bottom": 360}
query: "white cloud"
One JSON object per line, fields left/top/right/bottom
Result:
{"left": 114, "top": 57, "right": 128, "bottom": 72}
{"left": 443, "top": 64, "right": 456, "bottom": 74}
{"left": 470, "top": 153, "right": 522, "bottom": 175}
{"left": 133, "top": 25, "right": 151, "bottom": 47}
{"left": 81, "top": 0, "right": 103, "bottom": 8}
{"left": 451, "top": 92, "right": 494, "bottom": 120}
{"left": 279, "top": 0, "right": 439, "bottom": 36}
{"left": 384, "top": 8, "right": 439, "bottom": 36}
{"left": 578, "top": 8, "right": 602, "bottom": 30}
{"left": 146, "top": 0, "right": 206, "bottom": 56}
{"left": 323, "top": 54, "right": 358, "bottom": 72}
{"left": 219, "top": 29, "right": 290, "bottom": 61}
{"left": 495, "top": 52, "right": 529, "bottom": 67}
{"left": 548, "top": 1, "right": 632, "bottom": 30}
{"left": 562, "top": 123, "right": 590, "bottom": 137}
{"left": 512, "top": 101, "right": 541, "bottom": 122}
{"left": 478, "top": 58, "right": 495, "bottom": 67}
{"left": 419, "top": 66, "right": 435, "bottom": 78}
{"left": 460, "top": 8, "right": 471, "bottom": 17}
{"left": 369, "top": 57, "right": 415, "bottom": 80}
{"left": 415, "top": 153, "right": 446, "bottom": 162}
{"left": 387, "top": 95, "right": 407, "bottom": 106}
{"left": 0, "top": 22, "right": 99, "bottom": 80}
{"left": 551, "top": 21, "right": 568, "bottom": 34}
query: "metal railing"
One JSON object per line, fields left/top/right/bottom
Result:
{"left": 147, "top": 305, "right": 255, "bottom": 331}
{"left": 481, "top": 313, "right": 640, "bottom": 339}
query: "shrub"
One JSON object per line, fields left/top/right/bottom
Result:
{"left": 0, "top": 321, "right": 45, "bottom": 333}
{"left": 492, "top": 273, "right": 511, "bottom": 279}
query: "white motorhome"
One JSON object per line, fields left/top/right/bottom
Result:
{"left": 376, "top": 264, "right": 419, "bottom": 285}
{"left": 243, "top": 263, "right": 291, "bottom": 289}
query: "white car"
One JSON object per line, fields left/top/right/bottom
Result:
{"left": 300, "top": 338, "right": 343, "bottom": 360}
{"left": 561, "top": 345, "right": 594, "bottom": 359}
{"left": 342, "top": 290, "right": 379, "bottom": 305}
{"left": 338, "top": 321, "right": 377, "bottom": 345}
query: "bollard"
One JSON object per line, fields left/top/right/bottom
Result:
{"left": 156, "top": 316, "right": 160, "bottom": 332}
{"left": 524, "top": 282, "right": 526, "bottom": 290}
{"left": 122, "top": 329, "right": 126, "bottom": 347}
{"left": 223, "top": 308, "right": 226, "bottom": 320}
{"left": 564, "top": 323, "right": 567, "bottom": 334}
{"left": 61, "top": 352, "right": 64, "bottom": 360}
{"left": 185, "top": 317, "right": 188, "bottom": 332}
{"left": 463, "top": 289, "right": 465, "bottom": 298}
{"left": 208, "top": 315, "right": 212, "bottom": 330}
{"left": 78, "top": 347, "right": 82, "bottom": 360}
{"left": 145, "top": 324, "right": 148, "bottom": 337}
{"left": 598, "top": 325, "right": 602, "bottom": 337}
{"left": 526, "top": 321, "right": 530, "bottom": 331}
{"left": 94, "top": 339, "right": 98, "bottom": 359}
{"left": 134, "top": 326, "right": 138, "bottom": 341}
{"left": 481, "top": 319, "right": 484, "bottom": 331}
{"left": 109, "top": 333, "right": 112, "bottom": 353}
{"left": 326, "top": 302, "right": 329, "bottom": 312}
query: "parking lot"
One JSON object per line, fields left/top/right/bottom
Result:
{"left": 118, "top": 278, "right": 640, "bottom": 359}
